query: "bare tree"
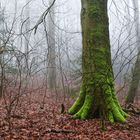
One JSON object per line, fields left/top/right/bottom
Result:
{"left": 47, "top": 0, "right": 56, "bottom": 90}
{"left": 24, "top": 0, "right": 30, "bottom": 74}
{"left": 126, "top": 0, "right": 140, "bottom": 104}
{"left": 0, "top": 6, "right": 6, "bottom": 98}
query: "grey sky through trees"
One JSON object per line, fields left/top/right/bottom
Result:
{"left": 0, "top": 0, "right": 140, "bottom": 81}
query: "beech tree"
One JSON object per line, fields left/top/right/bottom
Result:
{"left": 68, "top": 0, "right": 128, "bottom": 122}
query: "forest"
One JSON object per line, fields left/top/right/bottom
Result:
{"left": 0, "top": 0, "right": 140, "bottom": 139}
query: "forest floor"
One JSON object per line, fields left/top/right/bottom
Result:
{"left": 0, "top": 92, "right": 140, "bottom": 140}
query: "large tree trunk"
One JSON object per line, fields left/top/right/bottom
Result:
{"left": 68, "top": 0, "right": 127, "bottom": 122}
{"left": 126, "top": 0, "right": 140, "bottom": 104}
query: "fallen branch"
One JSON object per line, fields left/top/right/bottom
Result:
{"left": 47, "top": 129, "right": 75, "bottom": 133}
{"left": 123, "top": 104, "right": 140, "bottom": 115}
{"left": 11, "top": 114, "right": 25, "bottom": 119}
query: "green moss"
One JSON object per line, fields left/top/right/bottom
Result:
{"left": 87, "top": 0, "right": 104, "bottom": 19}
{"left": 108, "top": 111, "right": 114, "bottom": 123}
{"left": 94, "top": 25, "right": 106, "bottom": 38}
{"left": 74, "top": 95, "right": 94, "bottom": 119}
{"left": 87, "top": 5, "right": 100, "bottom": 18}
{"left": 68, "top": 83, "right": 86, "bottom": 115}
{"left": 112, "top": 107, "right": 126, "bottom": 122}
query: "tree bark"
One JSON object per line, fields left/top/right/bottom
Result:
{"left": 68, "top": 0, "right": 127, "bottom": 122}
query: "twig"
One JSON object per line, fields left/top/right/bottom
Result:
{"left": 47, "top": 129, "right": 75, "bottom": 133}
{"left": 124, "top": 104, "right": 140, "bottom": 115}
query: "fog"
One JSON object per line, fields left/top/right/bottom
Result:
{"left": 0, "top": 0, "right": 140, "bottom": 83}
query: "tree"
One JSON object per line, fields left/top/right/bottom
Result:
{"left": 25, "top": 0, "right": 30, "bottom": 73}
{"left": 47, "top": 0, "right": 56, "bottom": 89}
{"left": 126, "top": 0, "right": 140, "bottom": 104}
{"left": 68, "top": 0, "right": 128, "bottom": 122}
{"left": 0, "top": 6, "right": 6, "bottom": 98}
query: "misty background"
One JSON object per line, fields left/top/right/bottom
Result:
{"left": 0, "top": 0, "right": 139, "bottom": 96}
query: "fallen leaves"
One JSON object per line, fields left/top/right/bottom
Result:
{"left": 0, "top": 93, "right": 140, "bottom": 140}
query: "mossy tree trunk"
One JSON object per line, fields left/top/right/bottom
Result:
{"left": 126, "top": 0, "right": 140, "bottom": 104}
{"left": 68, "top": 0, "right": 127, "bottom": 123}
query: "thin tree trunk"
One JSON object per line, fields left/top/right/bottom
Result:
{"left": 0, "top": 7, "right": 5, "bottom": 98}
{"left": 25, "top": 0, "right": 30, "bottom": 74}
{"left": 47, "top": 0, "right": 56, "bottom": 89}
